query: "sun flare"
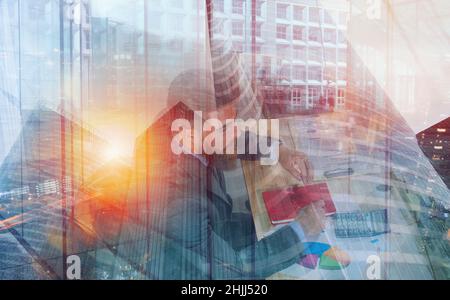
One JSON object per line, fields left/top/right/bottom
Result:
{"left": 101, "top": 138, "right": 134, "bottom": 162}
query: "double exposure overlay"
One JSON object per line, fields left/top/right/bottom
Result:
{"left": 0, "top": 0, "right": 449, "bottom": 280}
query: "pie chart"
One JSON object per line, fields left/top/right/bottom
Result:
{"left": 298, "top": 242, "right": 351, "bottom": 270}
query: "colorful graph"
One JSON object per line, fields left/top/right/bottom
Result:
{"left": 298, "top": 242, "right": 351, "bottom": 270}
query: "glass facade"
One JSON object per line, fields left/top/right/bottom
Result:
{"left": 0, "top": 0, "right": 449, "bottom": 280}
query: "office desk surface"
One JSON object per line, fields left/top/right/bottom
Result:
{"left": 241, "top": 112, "right": 449, "bottom": 279}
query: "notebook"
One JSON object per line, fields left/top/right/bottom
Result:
{"left": 262, "top": 183, "right": 336, "bottom": 225}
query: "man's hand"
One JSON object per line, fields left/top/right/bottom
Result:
{"left": 278, "top": 145, "right": 314, "bottom": 184}
{"left": 296, "top": 201, "right": 326, "bottom": 237}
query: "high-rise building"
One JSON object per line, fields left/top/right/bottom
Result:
{"left": 247, "top": 0, "right": 349, "bottom": 113}
{"left": 140, "top": 0, "right": 349, "bottom": 115}
{"left": 0, "top": 108, "right": 109, "bottom": 279}
{"left": 417, "top": 117, "right": 450, "bottom": 188}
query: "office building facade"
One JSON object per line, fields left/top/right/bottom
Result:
{"left": 417, "top": 117, "right": 450, "bottom": 189}
{"left": 140, "top": 0, "right": 349, "bottom": 114}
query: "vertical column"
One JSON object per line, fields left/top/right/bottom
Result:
{"left": 59, "top": 0, "right": 67, "bottom": 279}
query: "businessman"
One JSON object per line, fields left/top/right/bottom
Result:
{"left": 132, "top": 69, "right": 326, "bottom": 279}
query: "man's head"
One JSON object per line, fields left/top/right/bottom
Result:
{"left": 167, "top": 69, "right": 241, "bottom": 159}
{"left": 167, "top": 69, "right": 237, "bottom": 123}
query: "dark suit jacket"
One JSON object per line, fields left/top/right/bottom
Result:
{"left": 119, "top": 103, "right": 305, "bottom": 279}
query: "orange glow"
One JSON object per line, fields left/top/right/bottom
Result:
{"left": 103, "top": 140, "right": 131, "bottom": 161}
